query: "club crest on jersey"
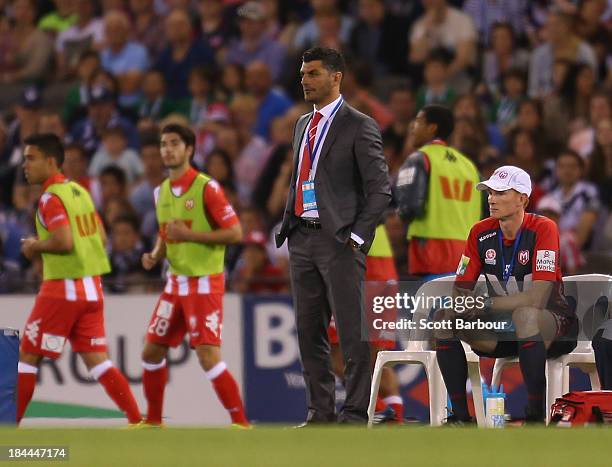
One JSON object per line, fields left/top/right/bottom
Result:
{"left": 518, "top": 250, "right": 529, "bottom": 265}
{"left": 485, "top": 248, "right": 496, "bottom": 265}
{"left": 185, "top": 199, "right": 195, "bottom": 210}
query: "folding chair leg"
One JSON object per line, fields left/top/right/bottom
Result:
{"left": 545, "top": 360, "right": 565, "bottom": 425}
{"left": 588, "top": 366, "right": 601, "bottom": 391}
{"left": 427, "top": 360, "right": 446, "bottom": 427}
{"left": 467, "top": 361, "right": 486, "bottom": 427}
{"left": 367, "top": 357, "right": 385, "bottom": 427}
{"left": 491, "top": 359, "right": 506, "bottom": 389}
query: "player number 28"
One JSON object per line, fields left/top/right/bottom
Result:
{"left": 148, "top": 317, "right": 170, "bottom": 336}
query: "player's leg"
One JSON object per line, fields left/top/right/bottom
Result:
{"left": 195, "top": 344, "right": 249, "bottom": 426}
{"left": 72, "top": 300, "right": 142, "bottom": 424}
{"left": 433, "top": 308, "right": 499, "bottom": 421}
{"left": 433, "top": 307, "right": 471, "bottom": 420}
{"left": 188, "top": 293, "right": 249, "bottom": 427}
{"left": 142, "top": 293, "right": 184, "bottom": 425}
{"left": 78, "top": 351, "right": 141, "bottom": 424}
{"left": 593, "top": 329, "right": 612, "bottom": 390}
{"left": 17, "top": 296, "right": 75, "bottom": 424}
{"left": 16, "top": 351, "right": 42, "bottom": 424}
{"left": 512, "top": 306, "right": 552, "bottom": 420}
{"left": 330, "top": 343, "right": 344, "bottom": 380}
{"left": 373, "top": 345, "right": 403, "bottom": 422}
{"left": 141, "top": 342, "right": 170, "bottom": 424}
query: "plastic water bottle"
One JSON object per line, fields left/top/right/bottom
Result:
{"left": 483, "top": 383, "right": 506, "bottom": 428}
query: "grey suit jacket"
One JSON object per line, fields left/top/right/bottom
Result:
{"left": 275, "top": 102, "right": 392, "bottom": 253}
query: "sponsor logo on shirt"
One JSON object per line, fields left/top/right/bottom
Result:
{"left": 485, "top": 248, "right": 497, "bottom": 265}
{"left": 536, "top": 250, "right": 556, "bottom": 272}
{"left": 41, "top": 333, "right": 66, "bottom": 353}
{"left": 48, "top": 214, "right": 67, "bottom": 225}
{"left": 90, "top": 337, "right": 107, "bottom": 346}
{"left": 185, "top": 199, "right": 194, "bottom": 210}
{"left": 518, "top": 250, "right": 530, "bottom": 265}
{"left": 456, "top": 254, "right": 470, "bottom": 276}
{"left": 478, "top": 231, "right": 497, "bottom": 242}
{"left": 221, "top": 205, "right": 235, "bottom": 221}
{"left": 396, "top": 167, "right": 416, "bottom": 186}
{"left": 40, "top": 193, "right": 53, "bottom": 206}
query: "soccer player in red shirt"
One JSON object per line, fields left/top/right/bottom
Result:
{"left": 433, "top": 166, "right": 578, "bottom": 424}
{"left": 140, "top": 124, "right": 249, "bottom": 427}
{"left": 17, "top": 133, "right": 141, "bottom": 426}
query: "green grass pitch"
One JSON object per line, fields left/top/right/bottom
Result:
{"left": 1, "top": 426, "right": 611, "bottom": 467}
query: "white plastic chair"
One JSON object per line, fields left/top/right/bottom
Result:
{"left": 367, "top": 276, "right": 486, "bottom": 427}
{"left": 490, "top": 273, "right": 611, "bottom": 424}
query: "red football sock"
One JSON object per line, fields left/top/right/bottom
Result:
{"left": 142, "top": 363, "right": 168, "bottom": 424}
{"left": 207, "top": 363, "right": 249, "bottom": 426}
{"left": 383, "top": 396, "right": 404, "bottom": 422}
{"left": 97, "top": 366, "right": 142, "bottom": 424}
{"left": 16, "top": 372, "right": 37, "bottom": 424}
{"left": 375, "top": 396, "right": 387, "bottom": 412}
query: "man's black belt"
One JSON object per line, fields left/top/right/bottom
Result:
{"left": 298, "top": 217, "right": 322, "bottom": 230}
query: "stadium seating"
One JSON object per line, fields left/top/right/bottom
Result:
{"left": 490, "top": 274, "right": 611, "bottom": 424}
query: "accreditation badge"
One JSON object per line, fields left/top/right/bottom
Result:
{"left": 302, "top": 181, "right": 317, "bottom": 211}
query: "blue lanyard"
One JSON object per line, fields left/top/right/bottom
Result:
{"left": 306, "top": 97, "right": 343, "bottom": 166}
{"left": 498, "top": 229, "right": 523, "bottom": 281}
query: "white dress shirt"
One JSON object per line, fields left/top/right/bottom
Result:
{"left": 295, "top": 94, "right": 364, "bottom": 245}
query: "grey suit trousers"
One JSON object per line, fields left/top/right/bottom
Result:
{"left": 288, "top": 222, "right": 371, "bottom": 423}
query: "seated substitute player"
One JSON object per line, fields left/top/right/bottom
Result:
{"left": 140, "top": 124, "right": 249, "bottom": 427}
{"left": 17, "top": 133, "right": 142, "bottom": 426}
{"left": 433, "top": 166, "right": 577, "bottom": 424}
{"left": 327, "top": 223, "right": 403, "bottom": 423}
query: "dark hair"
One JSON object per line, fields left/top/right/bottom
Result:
{"left": 161, "top": 124, "right": 196, "bottom": 149}
{"left": 99, "top": 165, "right": 127, "bottom": 187}
{"left": 64, "top": 142, "right": 87, "bottom": 159}
{"left": 518, "top": 98, "right": 543, "bottom": 119}
{"left": 112, "top": 213, "right": 140, "bottom": 233}
{"left": 302, "top": 47, "right": 346, "bottom": 74}
{"left": 489, "top": 21, "right": 515, "bottom": 43}
{"left": 425, "top": 47, "right": 452, "bottom": 66}
{"left": 421, "top": 104, "right": 454, "bottom": 140}
{"left": 559, "top": 63, "right": 593, "bottom": 109}
{"left": 78, "top": 49, "right": 100, "bottom": 65}
{"left": 204, "top": 148, "right": 235, "bottom": 189}
{"left": 23, "top": 133, "right": 65, "bottom": 166}
{"left": 558, "top": 148, "right": 584, "bottom": 169}
{"left": 139, "top": 128, "right": 160, "bottom": 148}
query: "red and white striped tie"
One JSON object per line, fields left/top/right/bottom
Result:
{"left": 294, "top": 111, "right": 323, "bottom": 216}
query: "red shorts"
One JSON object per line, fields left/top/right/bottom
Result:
{"left": 145, "top": 292, "right": 223, "bottom": 348}
{"left": 20, "top": 296, "right": 108, "bottom": 359}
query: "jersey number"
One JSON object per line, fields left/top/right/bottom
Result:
{"left": 439, "top": 176, "right": 473, "bottom": 202}
{"left": 148, "top": 317, "right": 170, "bottom": 336}
{"left": 75, "top": 212, "right": 97, "bottom": 237}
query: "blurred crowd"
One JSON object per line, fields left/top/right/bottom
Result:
{"left": 0, "top": 0, "right": 611, "bottom": 293}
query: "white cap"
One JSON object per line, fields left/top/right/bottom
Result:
{"left": 476, "top": 165, "right": 532, "bottom": 196}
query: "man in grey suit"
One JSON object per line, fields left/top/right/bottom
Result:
{"left": 275, "top": 48, "right": 392, "bottom": 424}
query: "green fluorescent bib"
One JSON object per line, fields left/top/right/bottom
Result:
{"left": 156, "top": 173, "right": 225, "bottom": 276}
{"left": 36, "top": 181, "right": 110, "bottom": 280}
{"left": 408, "top": 144, "right": 481, "bottom": 241}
